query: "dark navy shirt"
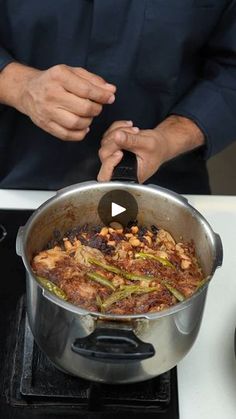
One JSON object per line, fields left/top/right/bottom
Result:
{"left": 0, "top": 0, "right": 236, "bottom": 193}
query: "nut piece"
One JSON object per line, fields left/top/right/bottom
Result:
{"left": 181, "top": 259, "right": 192, "bottom": 269}
{"left": 144, "top": 235, "right": 152, "bottom": 246}
{"left": 125, "top": 233, "right": 133, "bottom": 239}
{"left": 63, "top": 239, "right": 73, "bottom": 251}
{"left": 107, "top": 240, "right": 116, "bottom": 247}
{"left": 109, "top": 221, "right": 123, "bottom": 231}
{"left": 129, "top": 237, "right": 141, "bottom": 247}
{"left": 100, "top": 227, "right": 109, "bottom": 236}
{"left": 131, "top": 226, "right": 139, "bottom": 234}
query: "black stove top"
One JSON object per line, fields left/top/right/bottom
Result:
{"left": 0, "top": 209, "right": 179, "bottom": 419}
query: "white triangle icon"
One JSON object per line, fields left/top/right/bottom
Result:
{"left": 111, "top": 202, "right": 126, "bottom": 217}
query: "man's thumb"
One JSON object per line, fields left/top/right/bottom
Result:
{"left": 115, "top": 130, "right": 140, "bottom": 152}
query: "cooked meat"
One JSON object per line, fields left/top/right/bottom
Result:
{"left": 31, "top": 222, "right": 204, "bottom": 314}
{"left": 74, "top": 244, "right": 105, "bottom": 267}
{"left": 32, "top": 247, "right": 70, "bottom": 277}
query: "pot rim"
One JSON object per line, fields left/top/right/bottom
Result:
{"left": 19, "top": 181, "right": 222, "bottom": 321}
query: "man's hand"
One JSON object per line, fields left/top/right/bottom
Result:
{"left": 97, "top": 116, "right": 205, "bottom": 183}
{"left": 0, "top": 63, "right": 116, "bottom": 141}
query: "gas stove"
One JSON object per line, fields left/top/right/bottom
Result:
{"left": 0, "top": 209, "right": 179, "bottom": 419}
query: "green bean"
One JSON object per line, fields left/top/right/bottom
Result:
{"left": 96, "top": 294, "right": 104, "bottom": 311}
{"left": 135, "top": 252, "right": 175, "bottom": 268}
{"left": 89, "top": 258, "right": 151, "bottom": 282}
{"left": 101, "top": 286, "right": 158, "bottom": 310}
{"left": 87, "top": 272, "right": 115, "bottom": 291}
{"left": 127, "top": 274, "right": 185, "bottom": 302}
{"left": 89, "top": 258, "right": 184, "bottom": 302}
{"left": 121, "top": 285, "right": 158, "bottom": 294}
{"left": 88, "top": 258, "right": 122, "bottom": 275}
{"left": 101, "top": 290, "right": 132, "bottom": 309}
{"left": 162, "top": 282, "right": 185, "bottom": 302}
{"left": 196, "top": 276, "right": 210, "bottom": 291}
{"left": 123, "top": 272, "right": 153, "bottom": 282}
{"left": 36, "top": 276, "right": 68, "bottom": 301}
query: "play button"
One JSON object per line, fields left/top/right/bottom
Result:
{"left": 98, "top": 190, "right": 138, "bottom": 226}
{"left": 111, "top": 202, "right": 126, "bottom": 217}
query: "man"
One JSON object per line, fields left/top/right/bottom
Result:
{"left": 0, "top": 0, "right": 235, "bottom": 193}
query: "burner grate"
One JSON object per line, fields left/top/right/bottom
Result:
{"left": 19, "top": 311, "right": 173, "bottom": 409}
{"left": 5, "top": 297, "right": 179, "bottom": 417}
{"left": 20, "top": 316, "right": 89, "bottom": 400}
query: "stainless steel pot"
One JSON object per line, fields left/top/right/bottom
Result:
{"left": 16, "top": 180, "right": 223, "bottom": 383}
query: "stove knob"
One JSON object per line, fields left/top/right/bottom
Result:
{"left": 0, "top": 224, "right": 7, "bottom": 242}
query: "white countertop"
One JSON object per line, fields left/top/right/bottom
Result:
{"left": 1, "top": 189, "right": 236, "bottom": 418}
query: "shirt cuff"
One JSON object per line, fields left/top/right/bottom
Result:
{"left": 0, "top": 46, "right": 15, "bottom": 72}
{"left": 0, "top": 47, "right": 16, "bottom": 111}
{"left": 169, "top": 80, "right": 236, "bottom": 158}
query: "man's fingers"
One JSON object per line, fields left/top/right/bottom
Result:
{"left": 99, "top": 141, "right": 120, "bottom": 162}
{"left": 98, "top": 127, "right": 165, "bottom": 184}
{"left": 57, "top": 92, "right": 103, "bottom": 117}
{"left": 116, "top": 131, "right": 141, "bottom": 151}
{"left": 97, "top": 151, "right": 123, "bottom": 182}
{"left": 103, "top": 125, "right": 139, "bottom": 140}
{"left": 99, "top": 130, "right": 139, "bottom": 162}
{"left": 52, "top": 109, "right": 92, "bottom": 130}
{"left": 101, "top": 127, "right": 139, "bottom": 146}
{"left": 100, "top": 129, "right": 142, "bottom": 162}
{"left": 64, "top": 75, "right": 115, "bottom": 105}
{"left": 20, "top": 64, "right": 117, "bottom": 143}
{"left": 71, "top": 67, "right": 116, "bottom": 92}
{"left": 52, "top": 66, "right": 116, "bottom": 105}
{"left": 47, "top": 121, "right": 89, "bottom": 142}
{"left": 98, "top": 129, "right": 159, "bottom": 183}
{"left": 103, "top": 120, "right": 133, "bottom": 137}
{"left": 115, "top": 130, "right": 157, "bottom": 154}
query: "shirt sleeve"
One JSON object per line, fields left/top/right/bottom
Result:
{"left": 0, "top": 46, "right": 15, "bottom": 111}
{"left": 170, "top": 0, "right": 236, "bottom": 158}
{"left": 0, "top": 46, "right": 15, "bottom": 71}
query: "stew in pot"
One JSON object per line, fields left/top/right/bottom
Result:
{"left": 31, "top": 221, "right": 205, "bottom": 314}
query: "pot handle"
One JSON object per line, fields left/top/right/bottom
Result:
{"left": 16, "top": 226, "right": 24, "bottom": 256}
{"left": 111, "top": 151, "right": 138, "bottom": 182}
{"left": 71, "top": 327, "right": 155, "bottom": 361}
{"left": 214, "top": 232, "right": 223, "bottom": 268}
{"left": 234, "top": 328, "right": 236, "bottom": 359}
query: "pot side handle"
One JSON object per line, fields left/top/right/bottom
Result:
{"left": 71, "top": 327, "right": 155, "bottom": 362}
{"left": 214, "top": 232, "right": 223, "bottom": 268}
{"left": 16, "top": 226, "right": 25, "bottom": 257}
